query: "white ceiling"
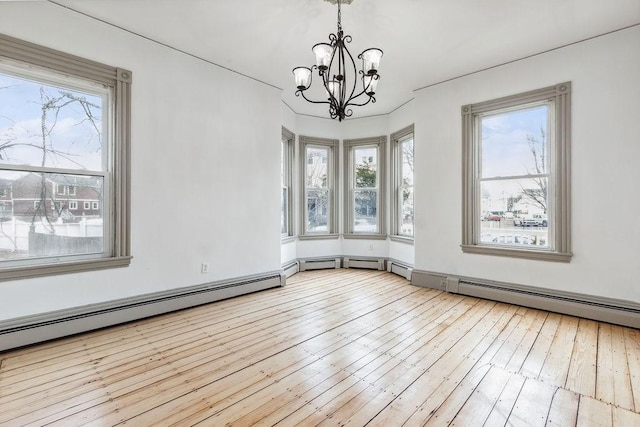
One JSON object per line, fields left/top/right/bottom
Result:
{"left": 53, "top": 0, "right": 640, "bottom": 120}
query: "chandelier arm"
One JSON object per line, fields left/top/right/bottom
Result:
{"left": 295, "top": 89, "right": 333, "bottom": 106}
{"left": 345, "top": 94, "right": 376, "bottom": 108}
{"left": 342, "top": 37, "right": 359, "bottom": 104}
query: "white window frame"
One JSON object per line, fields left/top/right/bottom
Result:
{"left": 343, "top": 136, "right": 387, "bottom": 239}
{"left": 461, "top": 82, "right": 571, "bottom": 262}
{"left": 390, "top": 125, "right": 414, "bottom": 242}
{"left": 281, "top": 127, "right": 295, "bottom": 241}
{"left": 0, "top": 33, "right": 132, "bottom": 280}
{"left": 92, "top": 201, "right": 99, "bottom": 210}
{"left": 299, "top": 136, "right": 339, "bottom": 239}
{"left": 69, "top": 201, "right": 78, "bottom": 210}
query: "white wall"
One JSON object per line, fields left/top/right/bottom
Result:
{"left": 413, "top": 26, "right": 640, "bottom": 303}
{"left": 0, "top": 2, "right": 282, "bottom": 320}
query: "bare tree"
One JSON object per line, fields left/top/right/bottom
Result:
{"left": 521, "top": 125, "right": 548, "bottom": 213}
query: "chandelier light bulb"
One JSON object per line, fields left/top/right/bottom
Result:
{"left": 312, "top": 43, "right": 333, "bottom": 71}
{"left": 292, "top": 67, "right": 312, "bottom": 90}
{"left": 361, "top": 48, "right": 383, "bottom": 75}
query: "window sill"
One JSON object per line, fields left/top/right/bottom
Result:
{"left": 298, "top": 233, "right": 340, "bottom": 241}
{"left": 281, "top": 236, "right": 296, "bottom": 244}
{"left": 0, "top": 256, "right": 132, "bottom": 282}
{"left": 390, "top": 235, "right": 414, "bottom": 244}
{"left": 461, "top": 245, "right": 572, "bottom": 263}
{"left": 343, "top": 234, "right": 388, "bottom": 240}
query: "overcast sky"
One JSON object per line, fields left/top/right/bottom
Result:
{"left": 0, "top": 71, "right": 104, "bottom": 172}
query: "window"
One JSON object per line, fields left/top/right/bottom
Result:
{"left": 281, "top": 127, "right": 295, "bottom": 239}
{"left": 0, "top": 33, "right": 131, "bottom": 280}
{"left": 69, "top": 201, "right": 78, "bottom": 210}
{"left": 344, "top": 136, "right": 386, "bottom": 238}
{"left": 391, "top": 125, "right": 414, "bottom": 241}
{"left": 462, "top": 83, "right": 571, "bottom": 262}
{"left": 92, "top": 202, "right": 99, "bottom": 210}
{"left": 299, "top": 136, "right": 338, "bottom": 238}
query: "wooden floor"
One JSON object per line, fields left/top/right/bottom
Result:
{"left": 1, "top": 270, "right": 639, "bottom": 426}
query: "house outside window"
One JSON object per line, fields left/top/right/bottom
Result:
{"left": 461, "top": 82, "right": 571, "bottom": 262}
{"left": 0, "top": 33, "right": 131, "bottom": 280}
{"left": 281, "top": 127, "right": 295, "bottom": 239}
{"left": 343, "top": 136, "right": 386, "bottom": 238}
{"left": 390, "top": 125, "right": 414, "bottom": 241}
{"left": 299, "top": 136, "right": 338, "bottom": 238}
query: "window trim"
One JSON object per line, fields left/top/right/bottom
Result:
{"left": 343, "top": 136, "right": 387, "bottom": 239}
{"left": 390, "top": 124, "right": 414, "bottom": 243}
{"left": 461, "top": 82, "right": 571, "bottom": 262}
{"left": 299, "top": 135, "right": 339, "bottom": 239}
{"left": 281, "top": 127, "right": 295, "bottom": 241}
{"left": 0, "top": 32, "right": 132, "bottom": 281}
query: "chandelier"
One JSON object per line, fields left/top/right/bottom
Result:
{"left": 292, "top": 0, "right": 383, "bottom": 121}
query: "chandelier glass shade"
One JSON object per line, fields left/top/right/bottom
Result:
{"left": 292, "top": 0, "right": 383, "bottom": 121}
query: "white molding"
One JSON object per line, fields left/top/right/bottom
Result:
{"left": 0, "top": 270, "right": 283, "bottom": 351}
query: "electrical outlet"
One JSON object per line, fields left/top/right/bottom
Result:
{"left": 201, "top": 263, "right": 209, "bottom": 273}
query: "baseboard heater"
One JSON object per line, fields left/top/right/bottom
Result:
{"left": 410, "top": 270, "right": 640, "bottom": 329}
{"left": 281, "top": 261, "right": 299, "bottom": 278}
{"left": 386, "top": 259, "right": 413, "bottom": 280}
{"left": 299, "top": 257, "right": 341, "bottom": 271}
{"left": 0, "top": 271, "right": 284, "bottom": 352}
{"left": 343, "top": 257, "right": 385, "bottom": 271}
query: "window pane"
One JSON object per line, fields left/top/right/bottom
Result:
{"left": 354, "top": 147, "right": 377, "bottom": 188}
{"left": 306, "top": 147, "right": 328, "bottom": 188}
{"left": 306, "top": 189, "right": 328, "bottom": 232}
{"left": 281, "top": 187, "right": 288, "bottom": 235}
{"left": 401, "top": 138, "right": 414, "bottom": 186}
{"left": 400, "top": 186, "right": 414, "bottom": 236}
{"left": 0, "top": 170, "right": 104, "bottom": 260}
{"left": 481, "top": 105, "right": 548, "bottom": 178}
{"left": 280, "top": 141, "right": 285, "bottom": 186}
{"left": 0, "top": 71, "right": 105, "bottom": 171}
{"left": 480, "top": 178, "right": 548, "bottom": 248}
{"left": 354, "top": 189, "right": 377, "bottom": 232}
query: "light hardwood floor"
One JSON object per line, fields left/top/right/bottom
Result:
{"left": 1, "top": 269, "right": 639, "bottom": 426}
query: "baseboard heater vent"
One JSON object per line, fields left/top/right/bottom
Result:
{"left": 0, "top": 271, "right": 283, "bottom": 352}
{"left": 387, "top": 260, "right": 413, "bottom": 280}
{"left": 343, "top": 257, "right": 385, "bottom": 271}
{"left": 299, "top": 257, "right": 341, "bottom": 271}
{"left": 456, "top": 279, "right": 640, "bottom": 329}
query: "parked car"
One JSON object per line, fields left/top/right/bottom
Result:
{"left": 485, "top": 212, "right": 502, "bottom": 221}
{"left": 515, "top": 213, "right": 548, "bottom": 227}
